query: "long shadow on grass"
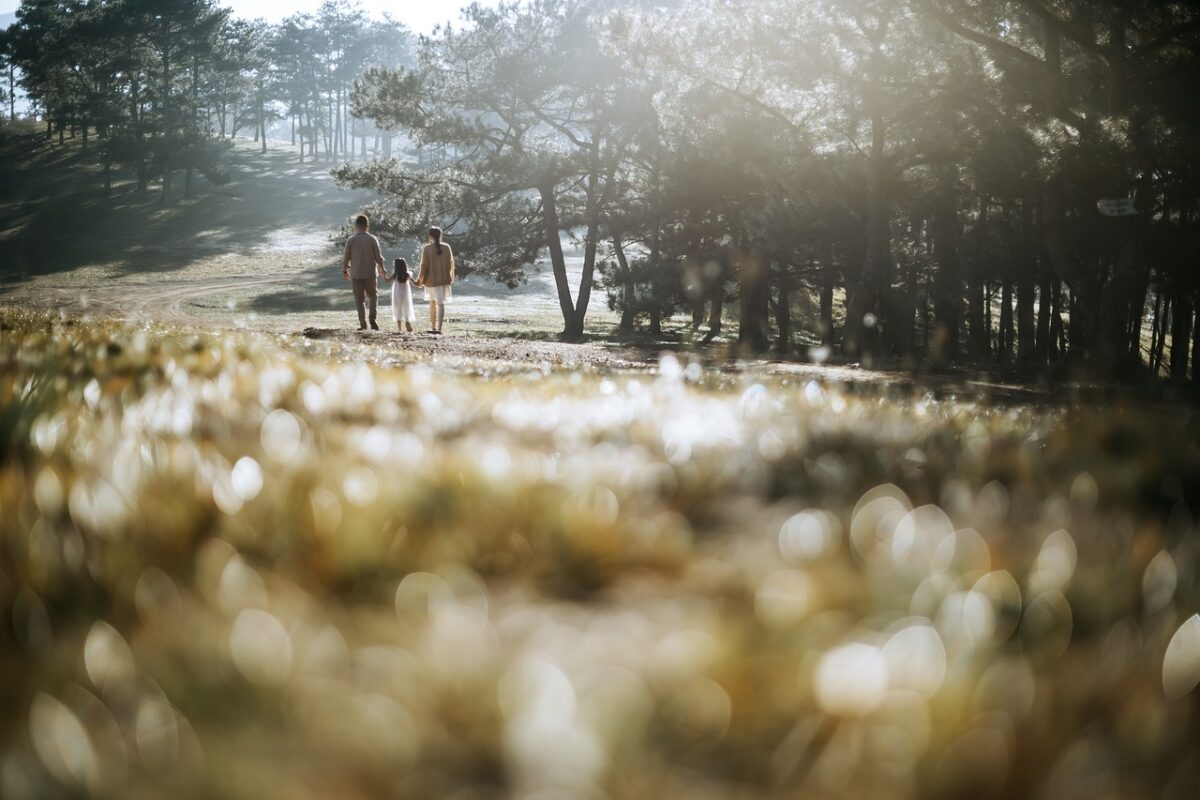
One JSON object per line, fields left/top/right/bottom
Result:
{"left": 0, "top": 131, "right": 374, "bottom": 282}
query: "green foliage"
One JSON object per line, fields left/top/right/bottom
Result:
{"left": 341, "top": 0, "right": 657, "bottom": 336}
{"left": 196, "top": 136, "right": 233, "bottom": 186}
{"left": 337, "top": 0, "right": 1200, "bottom": 367}
{"left": 5, "top": 0, "right": 414, "bottom": 201}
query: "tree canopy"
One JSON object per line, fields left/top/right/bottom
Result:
{"left": 335, "top": 0, "right": 1200, "bottom": 378}
{"left": 7, "top": 0, "right": 1200, "bottom": 377}
{"left": 4, "top": 0, "right": 414, "bottom": 202}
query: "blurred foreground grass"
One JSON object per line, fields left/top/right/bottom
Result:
{"left": 3, "top": 307, "right": 1200, "bottom": 799}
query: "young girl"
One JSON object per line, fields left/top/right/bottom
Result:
{"left": 386, "top": 257, "right": 418, "bottom": 333}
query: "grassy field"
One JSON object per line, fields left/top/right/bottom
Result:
{"left": 3, "top": 124, "right": 1200, "bottom": 799}
{"left": 3, "top": 307, "right": 1200, "bottom": 799}
{"left": 0, "top": 127, "right": 634, "bottom": 341}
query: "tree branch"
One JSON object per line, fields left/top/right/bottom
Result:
{"left": 1012, "top": 0, "right": 1112, "bottom": 63}
{"left": 912, "top": 0, "right": 1089, "bottom": 131}
{"left": 1131, "top": 16, "right": 1200, "bottom": 59}
{"left": 912, "top": 0, "right": 1047, "bottom": 73}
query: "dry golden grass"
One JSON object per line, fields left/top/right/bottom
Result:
{"left": 2, "top": 306, "right": 1200, "bottom": 799}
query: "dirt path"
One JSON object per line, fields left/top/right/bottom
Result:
{"left": 1, "top": 268, "right": 660, "bottom": 371}
{"left": 7, "top": 274, "right": 290, "bottom": 323}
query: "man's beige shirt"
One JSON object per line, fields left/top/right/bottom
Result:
{"left": 344, "top": 232, "right": 383, "bottom": 279}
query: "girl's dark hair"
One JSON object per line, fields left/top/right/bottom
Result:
{"left": 429, "top": 226, "right": 443, "bottom": 256}
{"left": 394, "top": 257, "right": 408, "bottom": 281}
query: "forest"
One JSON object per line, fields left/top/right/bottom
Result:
{"left": 6, "top": 0, "right": 1200, "bottom": 379}
{"left": 0, "top": 0, "right": 411, "bottom": 197}
{"left": 5, "top": 3, "right": 1200, "bottom": 799}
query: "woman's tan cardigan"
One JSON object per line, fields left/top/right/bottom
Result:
{"left": 418, "top": 242, "right": 455, "bottom": 287}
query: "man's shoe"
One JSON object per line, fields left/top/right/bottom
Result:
{"left": 358, "top": 325, "right": 367, "bottom": 331}
{"left": 370, "top": 321, "right": 380, "bottom": 331}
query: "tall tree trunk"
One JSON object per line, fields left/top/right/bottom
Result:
{"left": 1148, "top": 288, "right": 1163, "bottom": 371}
{"left": 1049, "top": 281, "right": 1065, "bottom": 362}
{"left": 983, "top": 284, "right": 993, "bottom": 354}
{"left": 706, "top": 263, "right": 724, "bottom": 341}
{"left": 847, "top": 90, "right": 890, "bottom": 360}
{"left": 259, "top": 81, "right": 267, "bottom": 154}
{"left": 161, "top": 20, "right": 173, "bottom": 207}
{"left": 569, "top": 159, "right": 604, "bottom": 339}
{"left": 895, "top": 263, "right": 917, "bottom": 358}
{"left": 613, "top": 236, "right": 636, "bottom": 333}
{"left": 539, "top": 185, "right": 577, "bottom": 335}
{"left": 968, "top": 275, "right": 987, "bottom": 359}
{"left": 776, "top": 269, "right": 792, "bottom": 356}
{"left": 1017, "top": 198, "right": 1037, "bottom": 364}
{"left": 1127, "top": 269, "right": 1150, "bottom": 364}
{"left": 1068, "top": 287, "right": 1085, "bottom": 354}
{"left": 649, "top": 231, "right": 663, "bottom": 337}
{"left": 335, "top": 85, "right": 343, "bottom": 158}
{"left": 1153, "top": 296, "right": 1170, "bottom": 374}
{"left": 738, "top": 254, "right": 771, "bottom": 354}
{"left": 1170, "top": 295, "right": 1192, "bottom": 383}
{"left": 821, "top": 242, "right": 836, "bottom": 346}
{"left": 1192, "top": 302, "right": 1200, "bottom": 384}
{"left": 932, "top": 164, "right": 961, "bottom": 364}
{"left": 186, "top": 54, "right": 199, "bottom": 198}
{"left": 924, "top": 292, "right": 935, "bottom": 356}
{"left": 1017, "top": 274, "right": 1036, "bottom": 366}
{"left": 999, "top": 281, "right": 1014, "bottom": 365}
{"left": 326, "top": 96, "right": 334, "bottom": 160}
{"left": 1036, "top": 269, "right": 1052, "bottom": 365}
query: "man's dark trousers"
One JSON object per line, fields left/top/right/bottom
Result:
{"left": 353, "top": 278, "right": 377, "bottom": 328}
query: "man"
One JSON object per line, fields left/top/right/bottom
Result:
{"left": 342, "top": 213, "right": 387, "bottom": 330}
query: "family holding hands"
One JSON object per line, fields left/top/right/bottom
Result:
{"left": 341, "top": 214, "right": 455, "bottom": 335}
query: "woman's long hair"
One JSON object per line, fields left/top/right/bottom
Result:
{"left": 429, "top": 227, "right": 443, "bottom": 256}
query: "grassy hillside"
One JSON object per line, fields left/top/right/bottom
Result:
{"left": 0, "top": 126, "right": 366, "bottom": 280}
{"left": 0, "top": 128, "right": 632, "bottom": 339}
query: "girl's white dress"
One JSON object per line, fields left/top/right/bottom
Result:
{"left": 392, "top": 277, "right": 416, "bottom": 322}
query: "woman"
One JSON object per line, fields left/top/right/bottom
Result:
{"left": 417, "top": 226, "right": 455, "bottom": 335}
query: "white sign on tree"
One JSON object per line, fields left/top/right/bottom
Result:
{"left": 1097, "top": 198, "right": 1138, "bottom": 217}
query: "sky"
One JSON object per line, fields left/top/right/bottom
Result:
{"left": 0, "top": 1, "right": 495, "bottom": 35}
